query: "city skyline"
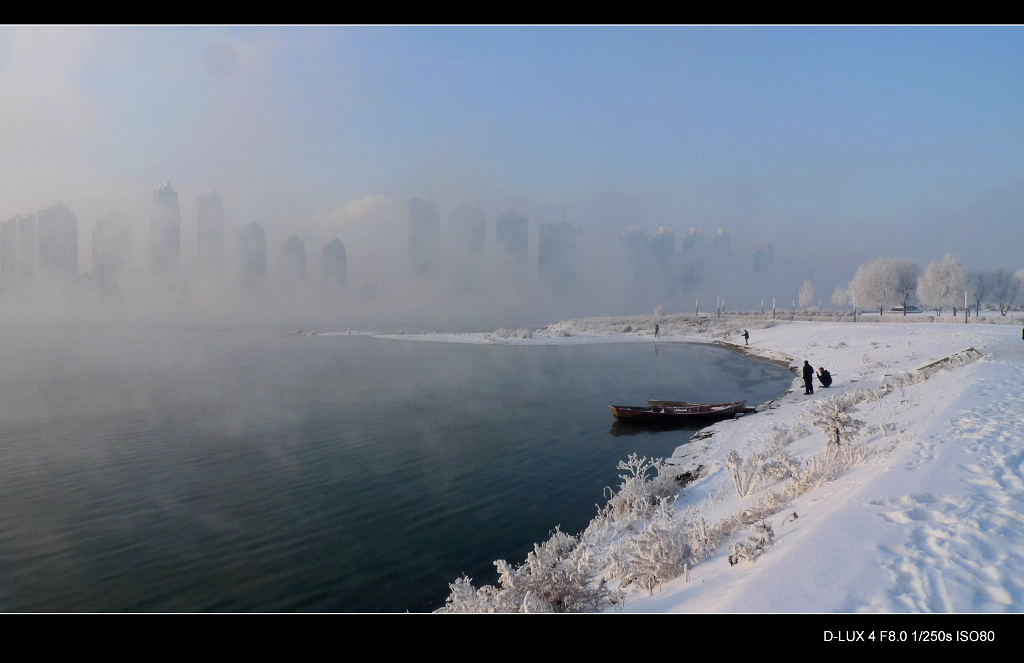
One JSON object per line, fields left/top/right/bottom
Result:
{"left": 1, "top": 25, "right": 1021, "bottom": 323}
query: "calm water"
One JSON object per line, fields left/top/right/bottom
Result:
{"left": 0, "top": 325, "right": 792, "bottom": 612}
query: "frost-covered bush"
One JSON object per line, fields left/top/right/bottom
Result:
{"left": 494, "top": 327, "right": 532, "bottom": 339}
{"left": 725, "top": 449, "right": 763, "bottom": 498}
{"left": 602, "top": 454, "right": 679, "bottom": 522}
{"left": 810, "top": 394, "right": 865, "bottom": 446}
{"left": 723, "top": 432, "right": 798, "bottom": 498}
{"left": 728, "top": 521, "right": 775, "bottom": 566}
{"left": 437, "top": 526, "right": 609, "bottom": 613}
{"left": 622, "top": 507, "right": 693, "bottom": 595}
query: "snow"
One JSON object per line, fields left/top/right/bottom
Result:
{"left": 322, "top": 312, "right": 1024, "bottom": 613}
{"left": 629, "top": 317, "right": 1024, "bottom": 614}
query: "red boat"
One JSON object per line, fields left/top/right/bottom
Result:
{"left": 609, "top": 400, "right": 747, "bottom": 422}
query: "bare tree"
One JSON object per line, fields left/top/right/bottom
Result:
{"left": 990, "top": 268, "right": 1022, "bottom": 316}
{"left": 969, "top": 271, "right": 990, "bottom": 314}
{"left": 917, "top": 254, "right": 968, "bottom": 317}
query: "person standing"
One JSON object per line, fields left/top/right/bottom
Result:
{"left": 655, "top": 323, "right": 659, "bottom": 338}
{"left": 743, "top": 330, "right": 749, "bottom": 345}
{"left": 803, "top": 360, "right": 815, "bottom": 395}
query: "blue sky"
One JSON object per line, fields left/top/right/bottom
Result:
{"left": 1, "top": 25, "right": 1022, "bottom": 302}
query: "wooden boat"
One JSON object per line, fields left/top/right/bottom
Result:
{"left": 609, "top": 400, "right": 747, "bottom": 422}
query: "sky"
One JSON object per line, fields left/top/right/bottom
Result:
{"left": 1, "top": 25, "right": 1022, "bottom": 321}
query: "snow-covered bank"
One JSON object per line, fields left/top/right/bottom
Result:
{"left": 621, "top": 318, "right": 1024, "bottom": 613}
{"left": 331, "top": 313, "right": 1024, "bottom": 613}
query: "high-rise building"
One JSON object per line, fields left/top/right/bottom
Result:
{"left": 495, "top": 211, "right": 529, "bottom": 283}
{"left": 652, "top": 227, "right": 675, "bottom": 257}
{"left": 711, "top": 228, "right": 732, "bottom": 257}
{"left": 17, "top": 214, "right": 36, "bottom": 284}
{"left": 0, "top": 217, "right": 19, "bottom": 291}
{"left": 279, "top": 235, "right": 307, "bottom": 282}
{"left": 36, "top": 203, "right": 78, "bottom": 281}
{"left": 408, "top": 198, "right": 440, "bottom": 275}
{"left": 197, "top": 191, "right": 225, "bottom": 276}
{"left": 538, "top": 222, "right": 584, "bottom": 287}
{"left": 449, "top": 203, "right": 485, "bottom": 255}
{"left": 682, "top": 227, "right": 704, "bottom": 255}
{"left": 93, "top": 210, "right": 133, "bottom": 294}
{"left": 238, "top": 222, "right": 267, "bottom": 286}
{"left": 753, "top": 242, "right": 775, "bottom": 274}
{"left": 151, "top": 182, "right": 181, "bottom": 275}
{"left": 495, "top": 212, "right": 528, "bottom": 260}
{"left": 322, "top": 238, "right": 347, "bottom": 285}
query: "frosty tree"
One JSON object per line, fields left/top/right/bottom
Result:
{"left": 831, "top": 285, "right": 849, "bottom": 310}
{"left": 969, "top": 271, "right": 989, "bottom": 314}
{"left": 989, "top": 268, "right": 1022, "bottom": 316}
{"left": 970, "top": 269, "right": 1023, "bottom": 315}
{"left": 798, "top": 279, "right": 814, "bottom": 309}
{"left": 917, "top": 253, "right": 968, "bottom": 317}
{"left": 849, "top": 257, "right": 920, "bottom": 316}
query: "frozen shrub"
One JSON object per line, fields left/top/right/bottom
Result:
{"left": 602, "top": 454, "right": 679, "bottom": 521}
{"left": 685, "top": 513, "right": 718, "bottom": 563}
{"left": 811, "top": 394, "right": 865, "bottom": 446}
{"left": 725, "top": 449, "right": 763, "bottom": 498}
{"left": 437, "top": 574, "right": 514, "bottom": 613}
{"left": 728, "top": 521, "right": 774, "bottom": 566}
{"left": 438, "top": 527, "right": 608, "bottom": 613}
{"left": 622, "top": 513, "right": 693, "bottom": 595}
{"left": 493, "top": 327, "right": 532, "bottom": 339}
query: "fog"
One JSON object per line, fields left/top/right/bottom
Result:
{"left": 2, "top": 26, "right": 1023, "bottom": 331}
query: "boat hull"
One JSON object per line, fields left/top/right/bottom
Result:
{"left": 609, "top": 400, "right": 746, "bottom": 422}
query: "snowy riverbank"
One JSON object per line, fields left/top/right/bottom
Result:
{"left": 363, "top": 313, "right": 1024, "bottom": 613}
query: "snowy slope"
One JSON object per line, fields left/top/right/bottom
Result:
{"left": 367, "top": 313, "right": 1024, "bottom": 614}
{"left": 620, "top": 319, "right": 1024, "bottom": 613}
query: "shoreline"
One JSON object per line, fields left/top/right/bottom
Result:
{"left": 420, "top": 313, "right": 1024, "bottom": 612}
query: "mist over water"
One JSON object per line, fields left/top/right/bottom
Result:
{"left": 0, "top": 324, "right": 791, "bottom": 612}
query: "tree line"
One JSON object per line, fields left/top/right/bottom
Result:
{"left": 826, "top": 255, "right": 1023, "bottom": 317}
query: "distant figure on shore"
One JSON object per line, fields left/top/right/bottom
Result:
{"left": 655, "top": 324, "right": 659, "bottom": 338}
{"left": 803, "top": 361, "right": 815, "bottom": 395}
{"left": 743, "top": 330, "right": 749, "bottom": 345}
{"left": 817, "top": 367, "right": 833, "bottom": 388}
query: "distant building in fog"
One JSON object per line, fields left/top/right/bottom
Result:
{"left": 449, "top": 203, "right": 485, "bottom": 255}
{"left": 93, "top": 210, "right": 133, "bottom": 295}
{"left": 17, "top": 215, "right": 36, "bottom": 284}
{"left": 0, "top": 205, "right": 78, "bottom": 290}
{"left": 753, "top": 242, "right": 774, "bottom": 274}
{"left": 682, "top": 227, "right": 703, "bottom": 255}
{"left": 36, "top": 203, "right": 78, "bottom": 282}
{"left": 495, "top": 211, "right": 529, "bottom": 283}
{"left": 538, "top": 222, "right": 584, "bottom": 287}
{"left": 322, "top": 238, "right": 347, "bottom": 285}
{"left": 196, "top": 191, "right": 225, "bottom": 276}
{"left": 279, "top": 234, "right": 307, "bottom": 282}
{"left": 619, "top": 225, "right": 696, "bottom": 302}
{"left": 0, "top": 217, "right": 20, "bottom": 291}
{"left": 711, "top": 228, "right": 732, "bottom": 258}
{"left": 652, "top": 227, "right": 675, "bottom": 257}
{"left": 238, "top": 222, "right": 267, "bottom": 286}
{"left": 408, "top": 198, "right": 440, "bottom": 275}
{"left": 151, "top": 182, "right": 181, "bottom": 276}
